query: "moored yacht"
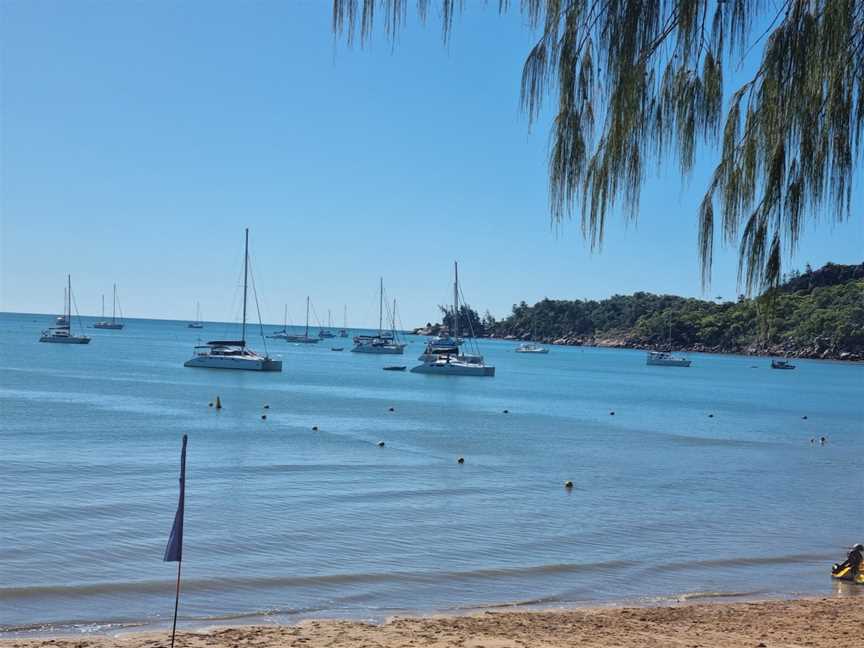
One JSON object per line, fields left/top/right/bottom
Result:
{"left": 352, "top": 279, "right": 406, "bottom": 354}
{"left": 40, "top": 276, "right": 91, "bottom": 344}
{"left": 281, "top": 297, "right": 320, "bottom": 343}
{"left": 410, "top": 262, "right": 494, "bottom": 376}
{"left": 645, "top": 314, "right": 691, "bottom": 367}
{"left": 771, "top": 359, "right": 796, "bottom": 370}
{"left": 646, "top": 351, "right": 691, "bottom": 367}
{"left": 318, "top": 309, "right": 336, "bottom": 338}
{"left": 188, "top": 302, "right": 204, "bottom": 328}
{"left": 93, "top": 284, "right": 124, "bottom": 330}
{"left": 515, "top": 341, "right": 549, "bottom": 354}
{"left": 183, "top": 229, "right": 282, "bottom": 372}
{"left": 338, "top": 305, "right": 349, "bottom": 337}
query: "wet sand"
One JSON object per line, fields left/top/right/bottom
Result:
{"left": 5, "top": 597, "right": 862, "bottom": 647}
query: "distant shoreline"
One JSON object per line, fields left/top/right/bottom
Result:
{"left": 2, "top": 597, "right": 860, "bottom": 647}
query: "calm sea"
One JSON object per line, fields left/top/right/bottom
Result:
{"left": 1, "top": 311, "right": 862, "bottom": 635}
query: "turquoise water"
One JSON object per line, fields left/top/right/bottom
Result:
{"left": 1, "top": 311, "right": 862, "bottom": 635}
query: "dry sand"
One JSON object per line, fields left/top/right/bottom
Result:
{"left": 5, "top": 597, "right": 862, "bottom": 648}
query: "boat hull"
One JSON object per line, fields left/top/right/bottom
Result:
{"left": 410, "top": 362, "right": 495, "bottom": 376}
{"left": 352, "top": 344, "right": 405, "bottom": 354}
{"left": 40, "top": 335, "right": 91, "bottom": 344}
{"left": 184, "top": 356, "right": 282, "bottom": 371}
{"left": 515, "top": 348, "right": 549, "bottom": 354}
{"left": 94, "top": 323, "right": 124, "bottom": 330}
{"left": 646, "top": 358, "right": 691, "bottom": 367}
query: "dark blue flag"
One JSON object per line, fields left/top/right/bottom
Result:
{"left": 164, "top": 435, "right": 187, "bottom": 562}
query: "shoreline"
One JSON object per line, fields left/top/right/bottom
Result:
{"left": 3, "top": 596, "right": 862, "bottom": 647}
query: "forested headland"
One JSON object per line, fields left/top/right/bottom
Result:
{"left": 414, "top": 263, "right": 864, "bottom": 361}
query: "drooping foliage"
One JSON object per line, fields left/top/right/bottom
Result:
{"left": 333, "top": 1, "right": 863, "bottom": 293}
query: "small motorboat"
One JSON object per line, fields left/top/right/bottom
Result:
{"left": 383, "top": 365, "right": 406, "bottom": 371}
{"left": 331, "top": 347, "right": 344, "bottom": 352}
{"left": 515, "top": 342, "right": 549, "bottom": 354}
{"left": 771, "top": 359, "right": 796, "bottom": 370}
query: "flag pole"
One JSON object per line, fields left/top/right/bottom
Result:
{"left": 170, "top": 558, "right": 182, "bottom": 648}
{"left": 164, "top": 434, "right": 187, "bottom": 648}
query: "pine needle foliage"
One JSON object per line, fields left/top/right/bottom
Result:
{"left": 332, "top": 0, "right": 863, "bottom": 293}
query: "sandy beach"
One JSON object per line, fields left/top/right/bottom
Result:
{"left": 5, "top": 597, "right": 862, "bottom": 648}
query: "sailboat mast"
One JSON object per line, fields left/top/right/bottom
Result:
{"left": 305, "top": 296, "right": 310, "bottom": 338}
{"left": 112, "top": 284, "right": 117, "bottom": 323}
{"left": 378, "top": 277, "right": 383, "bottom": 336}
{"left": 343, "top": 304, "right": 347, "bottom": 328}
{"left": 283, "top": 304, "right": 287, "bottom": 330}
{"left": 67, "top": 275, "right": 72, "bottom": 326}
{"left": 101, "top": 294, "right": 105, "bottom": 318}
{"left": 453, "top": 262, "right": 459, "bottom": 338}
{"left": 241, "top": 228, "right": 249, "bottom": 345}
{"left": 392, "top": 298, "right": 397, "bottom": 335}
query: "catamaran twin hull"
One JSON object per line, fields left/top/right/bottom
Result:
{"left": 184, "top": 355, "right": 282, "bottom": 371}
{"left": 410, "top": 362, "right": 495, "bottom": 376}
{"left": 39, "top": 334, "right": 91, "bottom": 344}
{"left": 93, "top": 322, "right": 124, "bottom": 330}
{"left": 352, "top": 343, "right": 405, "bottom": 354}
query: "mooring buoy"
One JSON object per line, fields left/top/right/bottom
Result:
{"left": 564, "top": 480, "right": 574, "bottom": 489}
{"left": 377, "top": 441, "right": 385, "bottom": 447}
{"left": 457, "top": 457, "right": 465, "bottom": 464}
{"left": 215, "top": 396, "right": 222, "bottom": 410}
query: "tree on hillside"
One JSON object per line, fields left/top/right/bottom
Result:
{"left": 333, "top": 1, "right": 862, "bottom": 294}
{"left": 439, "top": 304, "right": 485, "bottom": 336}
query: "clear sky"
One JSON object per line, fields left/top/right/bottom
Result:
{"left": 1, "top": 1, "right": 861, "bottom": 327}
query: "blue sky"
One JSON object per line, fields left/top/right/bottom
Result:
{"left": 1, "top": 1, "right": 861, "bottom": 327}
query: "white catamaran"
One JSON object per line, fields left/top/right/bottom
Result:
{"left": 352, "top": 278, "right": 406, "bottom": 354}
{"left": 184, "top": 229, "right": 282, "bottom": 372}
{"left": 40, "top": 275, "right": 91, "bottom": 344}
{"left": 411, "top": 262, "right": 494, "bottom": 376}
{"left": 93, "top": 284, "right": 124, "bottom": 330}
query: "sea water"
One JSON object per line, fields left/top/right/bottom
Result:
{"left": 1, "top": 312, "right": 862, "bottom": 635}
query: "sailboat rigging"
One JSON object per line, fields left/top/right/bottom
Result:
{"left": 183, "top": 229, "right": 282, "bottom": 371}
{"left": 40, "top": 275, "right": 91, "bottom": 344}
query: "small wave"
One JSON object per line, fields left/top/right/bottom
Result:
{"left": 675, "top": 590, "right": 766, "bottom": 601}
{"left": 644, "top": 552, "right": 826, "bottom": 576}
{"left": 0, "top": 560, "right": 629, "bottom": 602}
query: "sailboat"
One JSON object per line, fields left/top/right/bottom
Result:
{"left": 351, "top": 278, "right": 406, "bottom": 354}
{"left": 94, "top": 284, "right": 124, "bottom": 329}
{"left": 183, "top": 229, "right": 282, "bottom": 371}
{"left": 339, "top": 305, "right": 349, "bottom": 337}
{"left": 282, "top": 297, "right": 321, "bottom": 343}
{"left": 188, "top": 302, "right": 204, "bottom": 329}
{"left": 267, "top": 304, "right": 291, "bottom": 339}
{"left": 319, "top": 309, "right": 336, "bottom": 338}
{"left": 411, "top": 262, "right": 494, "bottom": 376}
{"left": 40, "top": 275, "right": 91, "bottom": 344}
{"left": 646, "top": 313, "right": 691, "bottom": 367}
